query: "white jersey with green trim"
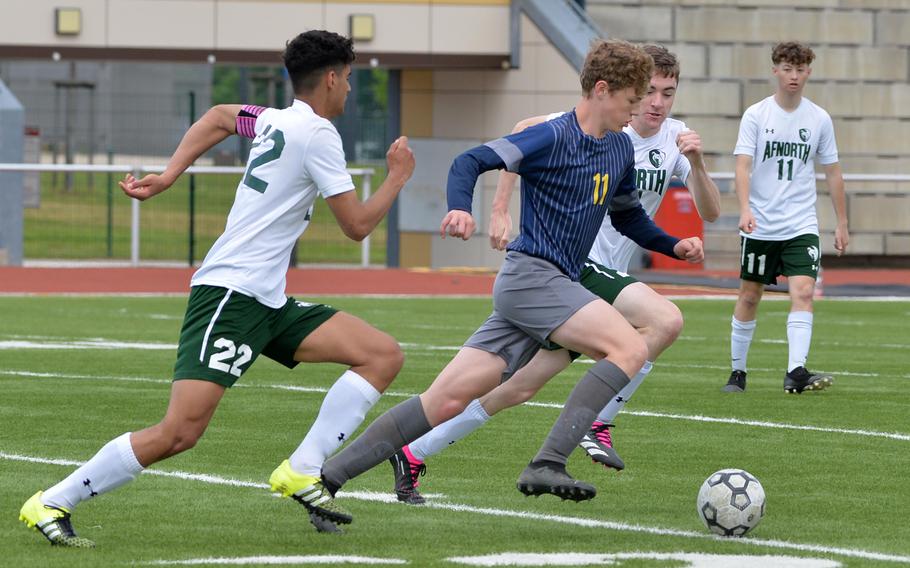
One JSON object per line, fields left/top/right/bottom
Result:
{"left": 192, "top": 100, "right": 355, "bottom": 308}
{"left": 734, "top": 95, "right": 838, "bottom": 241}
{"left": 587, "top": 117, "right": 692, "bottom": 272}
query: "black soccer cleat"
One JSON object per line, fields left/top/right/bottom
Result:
{"left": 784, "top": 366, "right": 833, "bottom": 394}
{"left": 723, "top": 370, "right": 747, "bottom": 393}
{"left": 516, "top": 460, "right": 597, "bottom": 502}
{"left": 389, "top": 446, "right": 426, "bottom": 505}
{"left": 578, "top": 422, "right": 625, "bottom": 471}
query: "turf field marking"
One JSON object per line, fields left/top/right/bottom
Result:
{"left": 145, "top": 555, "right": 407, "bottom": 565}
{"left": 3, "top": 450, "right": 909, "bottom": 565}
{"left": 0, "top": 339, "right": 174, "bottom": 350}
{"left": 447, "top": 552, "right": 841, "bottom": 567}
{"left": 4, "top": 369, "right": 909, "bottom": 442}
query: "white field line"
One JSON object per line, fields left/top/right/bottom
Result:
{"left": 1, "top": 291, "right": 908, "bottom": 302}
{"left": 3, "top": 369, "right": 909, "bottom": 443}
{"left": 2, "top": 451, "right": 909, "bottom": 565}
{"left": 145, "top": 556, "right": 407, "bottom": 565}
{"left": 4, "top": 337, "right": 908, "bottom": 378}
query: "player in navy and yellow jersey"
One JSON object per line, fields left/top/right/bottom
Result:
{"left": 389, "top": 45, "right": 721, "bottom": 504}
{"left": 19, "top": 30, "right": 414, "bottom": 546}
{"left": 302, "top": 40, "right": 703, "bottom": 528}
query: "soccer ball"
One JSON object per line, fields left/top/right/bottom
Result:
{"left": 696, "top": 469, "right": 765, "bottom": 537}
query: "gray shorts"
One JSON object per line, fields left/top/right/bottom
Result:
{"left": 464, "top": 251, "right": 598, "bottom": 380}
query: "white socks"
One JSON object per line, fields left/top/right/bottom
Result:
{"left": 289, "top": 370, "right": 381, "bottom": 476}
{"left": 731, "top": 317, "right": 757, "bottom": 371}
{"left": 787, "top": 311, "right": 814, "bottom": 372}
{"left": 596, "top": 360, "right": 652, "bottom": 424}
{"left": 408, "top": 398, "right": 491, "bottom": 461}
{"left": 42, "top": 432, "right": 143, "bottom": 511}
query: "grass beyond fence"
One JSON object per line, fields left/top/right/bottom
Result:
{"left": 24, "top": 166, "right": 389, "bottom": 265}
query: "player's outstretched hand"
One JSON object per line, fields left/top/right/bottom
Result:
{"left": 119, "top": 173, "right": 173, "bottom": 201}
{"left": 440, "top": 210, "right": 476, "bottom": 240}
{"left": 738, "top": 210, "right": 756, "bottom": 234}
{"left": 677, "top": 130, "right": 703, "bottom": 160}
{"left": 488, "top": 209, "right": 512, "bottom": 250}
{"left": 674, "top": 236, "right": 704, "bottom": 264}
{"left": 386, "top": 136, "right": 415, "bottom": 183}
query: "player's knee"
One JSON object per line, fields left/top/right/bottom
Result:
{"left": 622, "top": 335, "right": 649, "bottom": 372}
{"left": 367, "top": 336, "right": 405, "bottom": 387}
{"left": 659, "top": 302, "right": 684, "bottom": 345}
{"left": 434, "top": 398, "right": 470, "bottom": 424}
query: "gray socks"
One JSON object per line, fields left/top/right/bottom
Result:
{"left": 321, "top": 396, "right": 431, "bottom": 492}
{"left": 533, "top": 358, "right": 630, "bottom": 465}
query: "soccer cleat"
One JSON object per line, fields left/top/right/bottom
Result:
{"left": 389, "top": 446, "right": 426, "bottom": 505}
{"left": 516, "top": 460, "right": 597, "bottom": 502}
{"left": 19, "top": 491, "right": 95, "bottom": 548}
{"left": 578, "top": 422, "right": 625, "bottom": 471}
{"left": 723, "top": 370, "right": 747, "bottom": 393}
{"left": 269, "top": 460, "right": 352, "bottom": 525}
{"left": 307, "top": 511, "right": 343, "bottom": 534}
{"left": 784, "top": 367, "right": 833, "bottom": 394}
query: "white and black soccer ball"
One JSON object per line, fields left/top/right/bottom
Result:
{"left": 696, "top": 468, "right": 765, "bottom": 537}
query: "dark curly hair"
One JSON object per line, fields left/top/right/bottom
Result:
{"left": 771, "top": 42, "right": 815, "bottom": 67}
{"left": 283, "top": 30, "right": 356, "bottom": 93}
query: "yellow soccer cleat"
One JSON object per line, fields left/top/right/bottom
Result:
{"left": 19, "top": 491, "right": 95, "bottom": 548}
{"left": 269, "top": 460, "right": 352, "bottom": 525}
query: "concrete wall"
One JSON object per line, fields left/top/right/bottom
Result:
{"left": 0, "top": 0, "right": 510, "bottom": 60}
{"left": 585, "top": 0, "right": 910, "bottom": 268}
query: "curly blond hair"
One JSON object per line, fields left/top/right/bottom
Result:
{"left": 771, "top": 42, "right": 815, "bottom": 67}
{"left": 580, "top": 39, "right": 653, "bottom": 98}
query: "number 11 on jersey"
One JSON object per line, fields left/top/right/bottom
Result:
{"left": 593, "top": 172, "right": 610, "bottom": 205}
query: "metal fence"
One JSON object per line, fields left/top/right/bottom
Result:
{"left": 0, "top": 163, "right": 378, "bottom": 267}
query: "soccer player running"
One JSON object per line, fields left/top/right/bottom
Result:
{"left": 389, "top": 45, "right": 720, "bottom": 504}
{"left": 300, "top": 40, "right": 704, "bottom": 528}
{"left": 723, "top": 41, "right": 848, "bottom": 394}
{"left": 19, "top": 30, "right": 415, "bottom": 547}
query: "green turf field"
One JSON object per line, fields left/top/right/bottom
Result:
{"left": 1, "top": 295, "right": 908, "bottom": 567}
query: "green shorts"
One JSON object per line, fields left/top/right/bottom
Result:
{"left": 542, "top": 260, "right": 639, "bottom": 355}
{"left": 739, "top": 233, "right": 821, "bottom": 285}
{"left": 173, "top": 285, "right": 337, "bottom": 387}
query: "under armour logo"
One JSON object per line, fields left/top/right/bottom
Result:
{"left": 615, "top": 396, "right": 625, "bottom": 403}
{"left": 337, "top": 433, "right": 346, "bottom": 442}
{"left": 765, "top": 128, "right": 774, "bottom": 134}
{"left": 83, "top": 478, "right": 98, "bottom": 497}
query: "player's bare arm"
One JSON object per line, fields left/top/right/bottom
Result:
{"left": 822, "top": 161, "right": 849, "bottom": 255}
{"left": 676, "top": 129, "right": 721, "bottom": 222}
{"left": 120, "top": 104, "right": 243, "bottom": 201}
{"left": 734, "top": 154, "right": 755, "bottom": 233}
{"left": 327, "top": 136, "right": 415, "bottom": 241}
{"left": 488, "top": 115, "right": 550, "bottom": 250}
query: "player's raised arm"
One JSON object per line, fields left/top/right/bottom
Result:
{"left": 120, "top": 104, "right": 246, "bottom": 201}
{"left": 677, "top": 129, "right": 721, "bottom": 222}
{"left": 327, "top": 136, "right": 415, "bottom": 241}
{"left": 822, "top": 161, "right": 849, "bottom": 255}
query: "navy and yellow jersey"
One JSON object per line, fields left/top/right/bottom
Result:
{"left": 447, "top": 110, "right": 678, "bottom": 281}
